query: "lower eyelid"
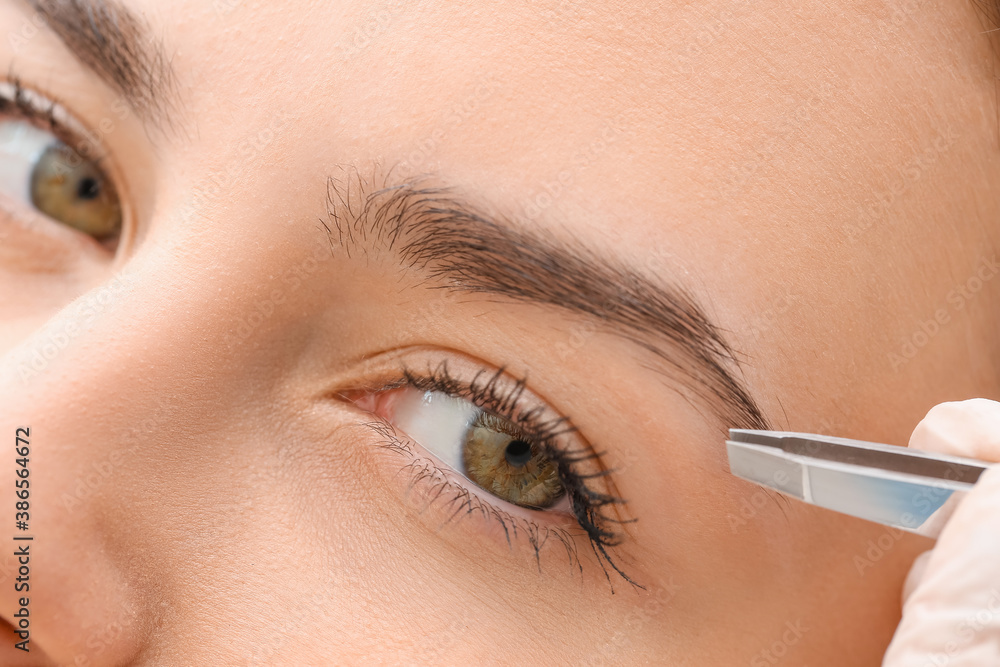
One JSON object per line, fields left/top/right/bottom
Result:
{"left": 0, "top": 196, "right": 115, "bottom": 267}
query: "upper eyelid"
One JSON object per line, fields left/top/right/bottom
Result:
{"left": 331, "top": 351, "right": 586, "bottom": 457}
{"left": 397, "top": 364, "right": 587, "bottom": 457}
{"left": 0, "top": 79, "right": 113, "bottom": 164}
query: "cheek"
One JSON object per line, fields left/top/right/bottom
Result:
{"left": 605, "top": 405, "right": 929, "bottom": 650}
{"left": 0, "top": 228, "right": 343, "bottom": 658}
{"left": 0, "top": 224, "right": 117, "bottom": 357}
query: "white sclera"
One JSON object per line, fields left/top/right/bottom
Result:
{"left": 0, "top": 120, "right": 55, "bottom": 204}
{"left": 392, "top": 390, "right": 480, "bottom": 472}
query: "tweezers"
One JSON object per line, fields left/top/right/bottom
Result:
{"left": 726, "top": 429, "right": 993, "bottom": 539}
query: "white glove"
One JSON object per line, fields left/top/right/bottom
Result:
{"left": 883, "top": 399, "right": 1000, "bottom": 666}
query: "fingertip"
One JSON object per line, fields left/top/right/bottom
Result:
{"left": 900, "top": 550, "right": 933, "bottom": 606}
{"left": 908, "top": 399, "right": 1000, "bottom": 460}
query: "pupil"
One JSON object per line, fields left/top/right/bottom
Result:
{"left": 77, "top": 177, "right": 100, "bottom": 200}
{"left": 504, "top": 439, "right": 532, "bottom": 468}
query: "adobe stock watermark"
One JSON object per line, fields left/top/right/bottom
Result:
{"left": 223, "top": 239, "right": 333, "bottom": 347}
{"left": 846, "top": 126, "right": 960, "bottom": 244}
{"left": 718, "top": 80, "right": 835, "bottom": 200}
{"left": 176, "top": 110, "right": 297, "bottom": 226}
{"left": 335, "top": 0, "right": 405, "bottom": 62}
{"left": 242, "top": 587, "right": 331, "bottom": 665}
{"left": 580, "top": 576, "right": 681, "bottom": 667}
{"left": 416, "top": 610, "right": 476, "bottom": 663}
{"left": 672, "top": 0, "right": 756, "bottom": 76}
{"left": 67, "top": 619, "right": 126, "bottom": 667}
{"left": 394, "top": 74, "right": 502, "bottom": 180}
{"left": 13, "top": 267, "right": 136, "bottom": 384}
{"left": 854, "top": 470, "right": 963, "bottom": 576}
{"left": 514, "top": 111, "right": 628, "bottom": 224}
{"left": 749, "top": 619, "right": 809, "bottom": 666}
{"left": 920, "top": 588, "right": 1000, "bottom": 666}
{"left": 59, "top": 391, "right": 180, "bottom": 514}
{"left": 540, "top": 0, "right": 585, "bottom": 24}
{"left": 877, "top": 0, "right": 931, "bottom": 32}
{"left": 746, "top": 289, "right": 801, "bottom": 341}
{"left": 888, "top": 255, "right": 999, "bottom": 372}
{"left": 728, "top": 467, "right": 791, "bottom": 533}
{"left": 212, "top": 0, "right": 242, "bottom": 16}
{"left": 58, "top": 446, "right": 138, "bottom": 515}
{"left": 852, "top": 523, "right": 913, "bottom": 577}
{"left": 728, "top": 416, "right": 840, "bottom": 533}
{"left": 7, "top": 8, "right": 48, "bottom": 53}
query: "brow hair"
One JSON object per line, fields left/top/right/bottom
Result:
{"left": 972, "top": 0, "right": 1000, "bottom": 142}
{"left": 973, "top": 0, "right": 1000, "bottom": 52}
{"left": 323, "top": 166, "right": 770, "bottom": 431}
{"left": 24, "top": 0, "right": 178, "bottom": 127}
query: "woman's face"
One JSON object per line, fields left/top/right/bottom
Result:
{"left": 2, "top": 0, "right": 999, "bottom": 664}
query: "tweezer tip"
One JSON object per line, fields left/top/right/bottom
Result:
{"left": 728, "top": 429, "right": 785, "bottom": 446}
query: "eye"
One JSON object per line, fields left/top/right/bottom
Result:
{"left": 346, "top": 359, "right": 639, "bottom": 587}
{"left": 348, "top": 360, "right": 640, "bottom": 586}
{"left": 389, "top": 388, "right": 566, "bottom": 509}
{"left": 0, "top": 119, "right": 122, "bottom": 240}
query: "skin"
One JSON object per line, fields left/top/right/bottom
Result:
{"left": 1, "top": 0, "right": 999, "bottom": 664}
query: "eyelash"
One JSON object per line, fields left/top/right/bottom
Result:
{"left": 0, "top": 77, "right": 92, "bottom": 160}
{"left": 357, "top": 361, "right": 640, "bottom": 589}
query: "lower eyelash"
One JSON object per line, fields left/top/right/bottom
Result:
{"left": 362, "top": 419, "right": 584, "bottom": 576}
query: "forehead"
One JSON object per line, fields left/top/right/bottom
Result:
{"left": 151, "top": 0, "right": 983, "bottom": 225}
{"left": 9, "top": 0, "right": 990, "bottom": 363}
{"left": 129, "top": 0, "right": 989, "bottom": 369}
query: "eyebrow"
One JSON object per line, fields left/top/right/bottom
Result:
{"left": 22, "top": 0, "right": 177, "bottom": 127}
{"left": 324, "top": 168, "right": 770, "bottom": 431}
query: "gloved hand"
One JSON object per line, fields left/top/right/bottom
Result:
{"left": 882, "top": 399, "right": 1000, "bottom": 666}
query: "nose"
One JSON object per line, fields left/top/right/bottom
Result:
{"left": 0, "top": 272, "right": 155, "bottom": 665}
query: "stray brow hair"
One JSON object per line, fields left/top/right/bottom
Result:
{"left": 972, "top": 0, "right": 1000, "bottom": 142}
{"left": 23, "top": 0, "right": 178, "bottom": 128}
{"left": 323, "top": 166, "right": 770, "bottom": 432}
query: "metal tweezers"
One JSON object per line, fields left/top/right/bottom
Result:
{"left": 727, "top": 430, "right": 993, "bottom": 539}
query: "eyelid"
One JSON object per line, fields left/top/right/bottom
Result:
{"left": 0, "top": 79, "right": 103, "bottom": 162}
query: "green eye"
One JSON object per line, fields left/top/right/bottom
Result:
{"left": 386, "top": 388, "right": 568, "bottom": 510}
{"left": 462, "top": 412, "right": 565, "bottom": 509}
{"left": 0, "top": 118, "right": 123, "bottom": 241}
{"left": 30, "top": 142, "right": 122, "bottom": 240}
